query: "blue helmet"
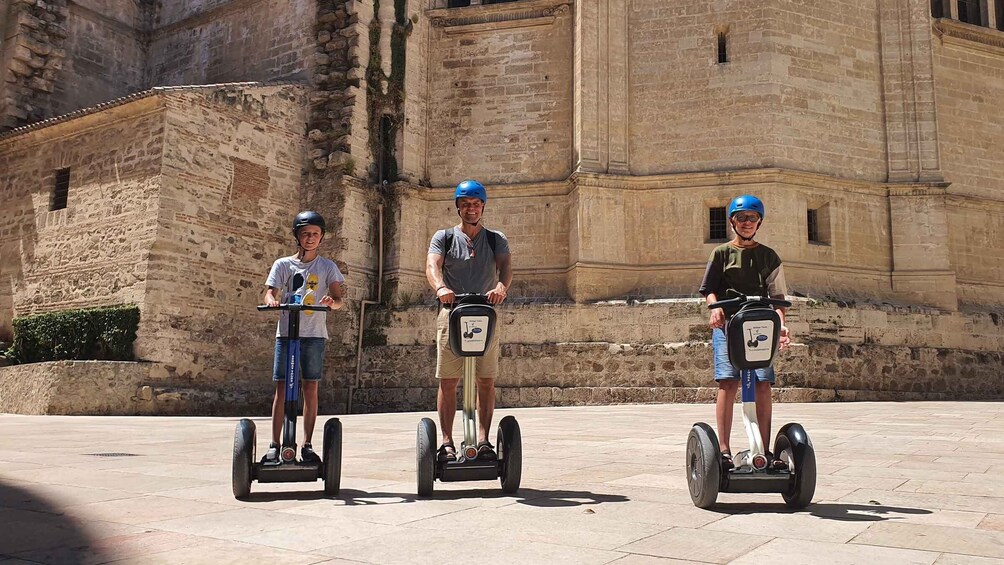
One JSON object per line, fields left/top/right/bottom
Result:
{"left": 454, "top": 180, "right": 487, "bottom": 203}
{"left": 728, "top": 195, "right": 765, "bottom": 220}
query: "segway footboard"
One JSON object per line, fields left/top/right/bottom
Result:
{"left": 439, "top": 459, "right": 499, "bottom": 482}
{"left": 256, "top": 461, "right": 322, "bottom": 483}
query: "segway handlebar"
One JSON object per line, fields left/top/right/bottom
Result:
{"left": 441, "top": 292, "right": 491, "bottom": 307}
{"left": 257, "top": 304, "right": 331, "bottom": 312}
{"left": 707, "top": 294, "right": 792, "bottom": 311}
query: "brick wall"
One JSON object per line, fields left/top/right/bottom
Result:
{"left": 140, "top": 85, "right": 309, "bottom": 387}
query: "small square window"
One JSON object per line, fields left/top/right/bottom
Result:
{"left": 807, "top": 203, "right": 831, "bottom": 245}
{"left": 709, "top": 207, "right": 727, "bottom": 241}
{"left": 51, "top": 168, "right": 70, "bottom": 211}
{"left": 447, "top": 0, "right": 471, "bottom": 7}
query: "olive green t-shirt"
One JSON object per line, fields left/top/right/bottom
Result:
{"left": 698, "top": 242, "right": 787, "bottom": 299}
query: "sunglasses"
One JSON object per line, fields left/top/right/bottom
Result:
{"left": 733, "top": 214, "right": 761, "bottom": 223}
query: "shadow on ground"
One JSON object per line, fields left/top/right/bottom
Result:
{"left": 0, "top": 479, "right": 105, "bottom": 563}
{"left": 240, "top": 487, "right": 630, "bottom": 508}
{"left": 711, "top": 501, "right": 933, "bottom": 521}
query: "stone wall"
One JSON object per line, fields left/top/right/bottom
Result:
{"left": 425, "top": 0, "right": 574, "bottom": 185}
{"left": 628, "top": 0, "right": 885, "bottom": 180}
{"left": 932, "top": 20, "right": 1004, "bottom": 307}
{"left": 348, "top": 298, "right": 1004, "bottom": 413}
{"left": 3, "top": 298, "right": 1000, "bottom": 416}
{"left": 0, "top": 95, "right": 166, "bottom": 342}
{"left": 0, "top": 0, "right": 69, "bottom": 129}
{"left": 53, "top": 0, "right": 146, "bottom": 115}
{"left": 146, "top": 0, "right": 314, "bottom": 86}
{"left": 139, "top": 85, "right": 310, "bottom": 389}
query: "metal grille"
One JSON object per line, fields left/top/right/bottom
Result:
{"left": 709, "top": 207, "right": 727, "bottom": 241}
{"left": 51, "top": 168, "right": 70, "bottom": 211}
{"left": 86, "top": 453, "right": 140, "bottom": 457}
{"left": 807, "top": 209, "right": 819, "bottom": 242}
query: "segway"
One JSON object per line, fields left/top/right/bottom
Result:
{"left": 232, "top": 273, "right": 342, "bottom": 498}
{"left": 416, "top": 294, "right": 521, "bottom": 496}
{"left": 686, "top": 294, "right": 815, "bottom": 509}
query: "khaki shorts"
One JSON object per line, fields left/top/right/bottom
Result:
{"left": 435, "top": 306, "right": 500, "bottom": 380}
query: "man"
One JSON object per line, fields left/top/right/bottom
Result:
{"left": 426, "top": 180, "right": 512, "bottom": 462}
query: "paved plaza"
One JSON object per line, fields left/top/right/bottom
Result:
{"left": 1, "top": 402, "right": 1004, "bottom": 564}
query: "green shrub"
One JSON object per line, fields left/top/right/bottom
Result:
{"left": 7, "top": 305, "right": 140, "bottom": 364}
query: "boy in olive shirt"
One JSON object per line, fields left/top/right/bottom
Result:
{"left": 698, "top": 195, "right": 791, "bottom": 470}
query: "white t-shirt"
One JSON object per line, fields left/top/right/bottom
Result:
{"left": 265, "top": 255, "right": 345, "bottom": 339}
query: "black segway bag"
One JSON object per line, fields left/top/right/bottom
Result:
{"left": 725, "top": 305, "right": 781, "bottom": 370}
{"left": 448, "top": 301, "right": 496, "bottom": 357}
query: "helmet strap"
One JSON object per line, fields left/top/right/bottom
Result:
{"left": 731, "top": 219, "right": 761, "bottom": 242}
{"left": 457, "top": 203, "right": 483, "bottom": 226}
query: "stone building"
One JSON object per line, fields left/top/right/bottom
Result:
{"left": 0, "top": 0, "right": 1002, "bottom": 414}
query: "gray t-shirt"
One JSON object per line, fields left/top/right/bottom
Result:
{"left": 428, "top": 226, "right": 510, "bottom": 294}
{"left": 265, "top": 255, "right": 345, "bottom": 339}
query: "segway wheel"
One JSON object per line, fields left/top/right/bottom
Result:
{"left": 498, "top": 415, "right": 522, "bottom": 494}
{"left": 774, "top": 423, "right": 816, "bottom": 509}
{"left": 686, "top": 422, "right": 721, "bottom": 509}
{"left": 323, "top": 418, "right": 343, "bottom": 496}
{"left": 232, "top": 418, "right": 255, "bottom": 499}
{"left": 417, "top": 418, "right": 437, "bottom": 497}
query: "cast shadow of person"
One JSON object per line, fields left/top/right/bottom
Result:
{"left": 0, "top": 478, "right": 107, "bottom": 563}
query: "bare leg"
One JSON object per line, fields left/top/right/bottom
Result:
{"left": 302, "top": 380, "right": 319, "bottom": 444}
{"left": 271, "top": 382, "right": 284, "bottom": 444}
{"left": 755, "top": 381, "right": 773, "bottom": 452}
{"left": 476, "top": 378, "right": 495, "bottom": 443}
{"left": 716, "top": 380, "right": 739, "bottom": 453}
{"left": 438, "top": 378, "right": 460, "bottom": 446}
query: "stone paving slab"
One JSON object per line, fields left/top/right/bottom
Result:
{"left": 1, "top": 401, "right": 1004, "bottom": 564}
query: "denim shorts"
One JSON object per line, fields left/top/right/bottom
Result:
{"left": 712, "top": 327, "right": 775, "bottom": 384}
{"left": 272, "top": 337, "right": 326, "bottom": 382}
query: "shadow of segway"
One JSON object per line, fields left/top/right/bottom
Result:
{"left": 708, "top": 501, "right": 933, "bottom": 522}
{"left": 239, "top": 486, "right": 630, "bottom": 508}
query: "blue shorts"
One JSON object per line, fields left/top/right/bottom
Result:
{"left": 712, "top": 327, "right": 775, "bottom": 384}
{"left": 272, "top": 337, "right": 326, "bottom": 382}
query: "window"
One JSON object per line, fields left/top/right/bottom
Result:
{"left": 956, "top": 0, "right": 989, "bottom": 25}
{"left": 931, "top": 0, "right": 946, "bottom": 18}
{"left": 709, "top": 207, "right": 727, "bottom": 241}
{"left": 51, "top": 168, "right": 69, "bottom": 211}
{"left": 447, "top": 0, "right": 471, "bottom": 7}
{"left": 717, "top": 32, "right": 728, "bottom": 64}
{"left": 807, "top": 203, "right": 831, "bottom": 245}
{"left": 997, "top": 0, "right": 1003, "bottom": 30}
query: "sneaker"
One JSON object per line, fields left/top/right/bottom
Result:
{"left": 301, "top": 443, "right": 321, "bottom": 463}
{"left": 264, "top": 442, "right": 279, "bottom": 463}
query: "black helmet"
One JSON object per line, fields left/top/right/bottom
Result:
{"left": 292, "top": 211, "right": 326, "bottom": 236}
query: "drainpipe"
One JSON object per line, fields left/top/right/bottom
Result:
{"left": 348, "top": 202, "right": 383, "bottom": 414}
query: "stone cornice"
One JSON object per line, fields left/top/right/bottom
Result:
{"left": 946, "top": 192, "right": 1004, "bottom": 212}
{"left": 394, "top": 169, "right": 970, "bottom": 201}
{"left": 933, "top": 18, "right": 1004, "bottom": 55}
{"left": 427, "top": 0, "right": 571, "bottom": 33}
